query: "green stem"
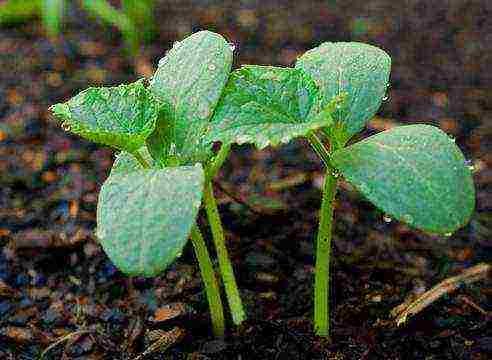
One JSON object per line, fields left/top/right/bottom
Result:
{"left": 308, "top": 133, "right": 331, "bottom": 168}
{"left": 206, "top": 144, "right": 231, "bottom": 181}
{"left": 81, "top": 0, "right": 138, "bottom": 54}
{"left": 203, "top": 179, "right": 246, "bottom": 325}
{"left": 133, "top": 151, "right": 150, "bottom": 168}
{"left": 189, "top": 224, "right": 225, "bottom": 337}
{"left": 314, "top": 168, "right": 338, "bottom": 337}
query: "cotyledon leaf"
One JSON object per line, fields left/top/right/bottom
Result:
{"left": 96, "top": 165, "right": 204, "bottom": 276}
{"left": 205, "top": 65, "right": 343, "bottom": 149}
{"left": 296, "top": 42, "right": 391, "bottom": 141}
{"left": 50, "top": 79, "right": 157, "bottom": 153}
{"left": 148, "top": 30, "right": 233, "bottom": 164}
{"left": 331, "top": 124, "right": 475, "bottom": 234}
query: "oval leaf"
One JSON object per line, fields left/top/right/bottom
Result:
{"left": 331, "top": 125, "right": 475, "bottom": 234}
{"left": 97, "top": 165, "right": 204, "bottom": 276}
{"left": 149, "top": 30, "right": 233, "bottom": 163}
{"left": 296, "top": 42, "right": 391, "bottom": 140}
{"left": 206, "top": 65, "right": 341, "bottom": 149}
{"left": 50, "top": 79, "right": 157, "bottom": 153}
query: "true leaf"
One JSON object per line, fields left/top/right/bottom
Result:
{"left": 206, "top": 65, "right": 343, "bottom": 149}
{"left": 331, "top": 124, "right": 475, "bottom": 234}
{"left": 149, "top": 30, "right": 233, "bottom": 163}
{"left": 50, "top": 79, "right": 157, "bottom": 153}
{"left": 296, "top": 42, "right": 391, "bottom": 141}
{"left": 96, "top": 165, "right": 204, "bottom": 276}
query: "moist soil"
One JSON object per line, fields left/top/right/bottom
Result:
{"left": 0, "top": 1, "right": 491, "bottom": 359}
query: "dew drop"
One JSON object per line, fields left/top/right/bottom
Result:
{"left": 383, "top": 214, "right": 392, "bottom": 223}
{"left": 61, "top": 122, "right": 71, "bottom": 132}
{"left": 208, "top": 64, "right": 216, "bottom": 71}
{"left": 169, "top": 143, "right": 177, "bottom": 156}
{"left": 464, "top": 159, "right": 475, "bottom": 172}
{"left": 228, "top": 42, "right": 236, "bottom": 51}
{"left": 382, "top": 83, "right": 390, "bottom": 102}
{"left": 172, "top": 41, "right": 181, "bottom": 49}
{"left": 281, "top": 135, "right": 291, "bottom": 143}
{"left": 158, "top": 57, "right": 167, "bottom": 67}
{"left": 96, "top": 228, "right": 106, "bottom": 239}
{"left": 237, "top": 135, "right": 249, "bottom": 144}
{"left": 449, "top": 136, "right": 456, "bottom": 142}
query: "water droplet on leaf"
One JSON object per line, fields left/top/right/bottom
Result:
{"left": 383, "top": 215, "right": 392, "bottom": 223}
{"left": 281, "top": 135, "right": 291, "bottom": 143}
{"left": 237, "top": 135, "right": 249, "bottom": 144}
{"left": 172, "top": 41, "right": 181, "bottom": 49}
{"left": 169, "top": 143, "right": 177, "bottom": 156}
{"left": 403, "top": 214, "right": 413, "bottom": 224}
{"left": 382, "top": 83, "right": 390, "bottom": 102}
{"left": 96, "top": 228, "right": 106, "bottom": 239}
{"left": 61, "top": 122, "right": 71, "bottom": 132}
{"left": 464, "top": 159, "right": 475, "bottom": 172}
{"left": 158, "top": 57, "right": 168, "bottom": 67}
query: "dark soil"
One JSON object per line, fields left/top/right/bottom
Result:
{"left": 1, "top": 1, "right": 491, "bottom": 359}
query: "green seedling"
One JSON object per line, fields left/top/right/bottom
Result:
{"left": 0, "top": 0, "right": 65, "bottom": 38}
{"left": 0, "top": 0, "right": 154, "bottom": 54}
{"left": 205, "top": 43, "right": 475, "bottom": 336}
{"left": 50, "top": 31, "right": 245, "bottom": 337}
{"left": 82, "top": 0, "right": 155, "bottom": 55}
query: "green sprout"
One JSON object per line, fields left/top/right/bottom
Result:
{"left": 205, "top": 42, "right": 475, "bottom": 336}
{"left": 0, "top": 0, "right": 154, "bottom": 55}
{"left": 50, "top": 31, "right": 245, "bottom": 337}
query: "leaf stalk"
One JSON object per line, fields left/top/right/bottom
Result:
{"left": 203, "top": 179, "right": 246, "bottom": 325}
{"left": 133, "top": 151, "right": 150, "bottom": 168}
{"left": 314, "top": 168, "right": 338, "bottom": 337}
{"left": 189, "top": 224, "right": 225, "bottom": 337}
{"left": 308, "top": 132, "right": 332, "bottom": 168}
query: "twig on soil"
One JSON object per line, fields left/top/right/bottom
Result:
{"left": 131, "top": 327, "right": 185, "bottom": 360}
{"left": 11, "top": 228, "right": 89, "bottom": 249}
{"left": 40, "top": 329, "right": 91, "bottom": 359}
{"left": 457, "top": 294, "right": 490, "bottom": 316}
{"left": 391, "top": 263, "right": 491, "bottom": 326}
{"left": 212, "top": 180, "right": 265, "bottom": 215}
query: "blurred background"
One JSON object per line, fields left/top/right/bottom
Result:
{"left": 0, "top": 0, "right": 491, "bottom": 358}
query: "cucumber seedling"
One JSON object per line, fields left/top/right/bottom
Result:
{"left": 205, "top": 43, "right": 475, "bottom": 336}
{"left": 50, "top": 31, "right": 245, "bottom": 337}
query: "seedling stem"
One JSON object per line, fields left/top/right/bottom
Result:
{"left": 203, "top": 178, "right": 246, "bottom": 325}
{"left": 190, "top": 225, "right": 225, "bottom": 337}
